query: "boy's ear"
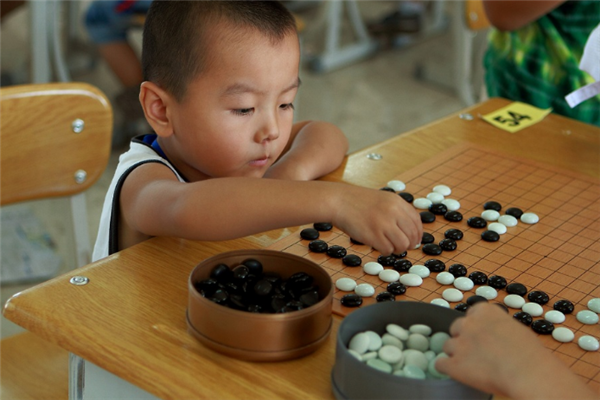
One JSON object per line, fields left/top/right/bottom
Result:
{"left": 139, "top": 81, "right": 174, "bottom": 138}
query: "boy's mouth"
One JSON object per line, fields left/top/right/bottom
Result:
{"left": 249, "top": 155, "right": 269, "bottom": 167}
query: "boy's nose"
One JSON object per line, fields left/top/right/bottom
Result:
{"left": 256, "top": 116, "right": 280, "bottom": 143}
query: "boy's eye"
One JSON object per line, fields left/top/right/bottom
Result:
{"left": 233, "top": 108, "right": 254, "bottom": 116}
{"left": 280, "top": 103, "right": 295, "bottom": 110}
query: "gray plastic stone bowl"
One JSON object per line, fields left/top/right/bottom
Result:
{"left": 332, "top": 301, "right": 492, "bottom": 400}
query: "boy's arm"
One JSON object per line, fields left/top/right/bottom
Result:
{"left": 483, "top": 0, "right": 566, "bottom": 31}
{"left": 120, "top": 163, "right": 422, "bottom": 255}
{"left": 264, "top": 120, "right": 349, "bottom": 181}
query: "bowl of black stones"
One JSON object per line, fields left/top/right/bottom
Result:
{"left": 332, "top": 301, "right": 491, "bottom": 400}
{"left": 187, "top": 249, "right": 333, "bottom": 362}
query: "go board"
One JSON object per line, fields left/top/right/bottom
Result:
{"left": 267, "top": 143, "right": 600, "bottom": 390}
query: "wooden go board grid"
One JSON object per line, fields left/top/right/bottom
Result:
{"left": 268, "top": 143, "right": 600, "bottom": 390}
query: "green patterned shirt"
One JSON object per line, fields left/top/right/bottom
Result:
{"left": 484, "top": 1, "right": 600, "bottom": 127}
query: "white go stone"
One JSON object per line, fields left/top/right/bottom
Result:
{"left": 400, "top": 273, "right": 423, "bottom": 287}
{"left": 386, "top": 324, "right": 410, "bottom": 341}
{"left": 379, "top": 269, "right": 400, "bottom": 283}
{"left": 355, "top": 283, "right": 375, "bottom": 297}
{"left": 403, "top": 364, "right": 426, "bottom": 379}
{"left": 409, "top": 264, "right": 430, "bottom": 278}
{"left": 414, "top": 198, "right": 433, "bottom": 210}
{"left": 409, "top": 324, "right": 433, "bottom": 336}
{"left": 498, "top": 215, "right": 518, "bottom": 227}
{"left": 433, "top": 185, "right": 451, "bottom": 196}
{"left": 430, "top": 298, "right": 450, "bottom": 308}
{"left": 379, "top": 345, "right": 403, "bottom": 364}
{"left": 442, "top": 288, "right": 464, "bottom": 302}
{"left": 588, "top": 298, "right": 600, "bottom": 313}
{"left": 428, "top": 354, "right": 449, "bottom": 379}
{"left": 367, "top": 358, "right": 393, "bottom": 373}
{"left": 403, "top": 349, "right": 429, "bottom": 371}
{"left": 393, "top": 370, "right": 405, "bottom": 377}
{"left": 454, "top": 276, "right": 474, "bottom": 291}
{"left": 349, "top": 332, "right": 369, "bottom": 354}
{"left": 576, "top": 310, "right": 599, "bottom": 325}
{"left": 361, "top": 351, "right": 378, "bottom": 361}
{"left": 387, "top": 180, "right": 406, "bottom": 191}
{"left": 364, "top": 261, "right": 384, "bottom": 275}
{"left": 488, "top": 222, "right": 508, "bottom": 235}
{"left": 426, "top": 192, "right": 445, "bottom": 204}
{"left": 382, "top": 333, "right": 404, "bottom": 349}
{"left": 364, "top": 331, "right": 383, "bottom": 351}
{"left": 336, "top": 277, "right": 357, "bottom": 291}
{"left": 522, "top": 302, "right": 544, "bottom": 317}
{"left": 436, "top": 271, "right": 455, "bottom": 285}
{"left": 552, "top": 327, "right": 575, "bottom": 343}
{"left": 348, "top": 349, "right": 362, "bottom": 360}
{"left": 475, "top": 285, "right": 498, "bottom": 300}
{"left": 424, "top": 350, "right": 436, "bottom": 361}
{"left": 520, "top": 212, "right": 539, "bottom": 224}
{"left": 545, "top": 310, "right": 566, "bottom": 324}
{"left": 481, "top": 210, "right": 500, "bottom": 221}
{"left": 407, "top": 333, "right": 429, "bottom": 352}
{"left": 429, "top": 332, "right": 450, "bottom": 354}
{"left": 504, "top": 294, "right": 526, "bottom": 309}
{"left": 441, "top": 199, "right": 461, "bottom": 211}
{"left": 578, "top": 336, "right": 600, "bottom": 351}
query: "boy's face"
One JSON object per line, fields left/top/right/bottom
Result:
{"left": 166, "top": 23, "right": 300, "bottom": 181}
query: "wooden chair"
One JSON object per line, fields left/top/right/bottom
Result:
{"left": 1, "top": 82, "right": 113, "bottom": 400}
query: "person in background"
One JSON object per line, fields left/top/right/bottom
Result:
{"left": 482, "top": 0, "right": 600, "bottom": 127}
{"left": 436, "top": 303, "right": 597, "bottom": 400}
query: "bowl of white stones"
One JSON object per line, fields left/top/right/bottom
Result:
{"left": 331, "top": 301, "right": 491, "bottom": 400}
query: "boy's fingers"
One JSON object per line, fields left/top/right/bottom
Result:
{"left": 449, "top": 316, "right": 465, "bottom": 337}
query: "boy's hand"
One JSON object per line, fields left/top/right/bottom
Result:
{"left": 330, "top": 186, "right": 423, "bottom": 255}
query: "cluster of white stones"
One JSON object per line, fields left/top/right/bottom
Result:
{"left": 347, "top": 323, "right": 450, "bottom": 380}
{"left": 412, "top": 184, "right": 461, "bottom": 212}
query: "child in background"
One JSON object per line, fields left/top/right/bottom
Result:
{"left": 92, "top": 1, "right": 423, "bottom": 262}
{"left": 436, "top": 303, "right": 597, "bottom": 400}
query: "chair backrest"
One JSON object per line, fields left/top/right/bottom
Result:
{"left": 1, "top": 82, "right": 113, "bottom": 267}
{"left": 465, "top": 0, "right": 490, "bottom": 31}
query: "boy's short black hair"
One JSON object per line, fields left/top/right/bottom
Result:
{"left": 142, "top": 0, "right": 297, "bottom": 101}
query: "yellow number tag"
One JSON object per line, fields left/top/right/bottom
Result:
{"left": 482, "top": 102, "right": 552, "bottom": 133}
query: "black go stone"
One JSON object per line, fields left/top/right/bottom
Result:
{"left": 350, "top": 237, "right": 364, "bottom": 245}
{"left": 505, "top": 207, "right": 524, "bottom": 219}
{"left": 376, "top": 291, "right": 396, "bottom": 302}
{"left": 242, "top": 258, "right": 263, "bottom": 275}
{"left": 252, "top": 279, "right": 274, "bottom": 297}
{"left": 393, "top": 251, "right": 408, "bottom": 258}
{"left": 308, "top": 239, "right": 328, "bottom": 253}
{"left": 232, "top": 265, "right": 250, "bottom": 281}
{"left": 422, "top": 243, "right": 442, "bottom": 256}
{"left": 484, "top": 201, "right": 502, "bottom": 211}
{"left": 327, "top": 245, "right": 347, "bottom": 258}
{"left": 393, "top": 259, "right": 412, "bottom": 272}
{"left": 488, "top": 275, "right": 507, "bottom": 289}
{"left": 429, "top": 203, "right": 448, "bottom": 215}
{"left": 299, "top": 290, "right": 320, "bottom": 307}
{"left": 313, "top": 222, "right": 333, "bottom": 231}
{"left": 420, "top": 211, "right": 436, "bottom": 223}
{"left": 300, "top": 228, "right": 320, "bottom": 240}
{"left": 398, "top": 192, "right": 414, "bottom": 203}
{"left": 439, "top": 238, "right": 457, "bottom": 251}
{"left": 449, "top": 264, "right": 467, "bottom": 277}
{"left": 387, "top": 282, "right": 407, "bottom": 295}
{"left": 528, "top": 290, "right": 550, "bottom": 305}
{"left": 210, "top": 263, "right": 233, "bottom": 283}
{"left": 468, "top": 271, "right": 488, "bottom": 285}
{"left": 194, "top": 278, "right": 219, "bottom": 297}
{"left": 531, "top": 319, "right": 555, "bottom": 334}
{"left": 444, "top": 211, "right": 463, "bottom": 222}
{"left": 467, "top": 295, "right": 489, "bottom": 305}
{"left": 481, "top": 230, "right": 500, "bottom": 242}
{"left": 513, "top": 311, "right": 533, "bottom": 326}
{"left": 341, "top": 293, "right": 363, "bottom": 307}
{"left": 506, "top": 282, "right": 528, "bottom": 297}
{"left": 342, "top": 254, "right": 362, "bottom": 267}
{"left": 378, "top": 254, "right": 397, "bottom": 266}
{"left": 208, "top": 289, "right": 229, "bottom": 305}
{"left": 422, "top": 232, "right": 435, "bottom": 244}
{"left": 380, "top": 187, "right": 396, "bottom": 192}
{"left": 425, "top": 259, "right": 446, "bottom": 272}
{"left": 455, "top": 303, "right": 469, "bottom": 312}
{"left": 467, "top": 216, "right": 487, "bottom": 228}
{"left": 553, "top": 299, "right": 574, "bottom": 314}
{"left": 445, "top": 228, "right": 464, "bottom": 240}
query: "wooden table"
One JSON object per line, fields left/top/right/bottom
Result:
{"left": 4, "top": 98, "right": 600, "bottom": 399}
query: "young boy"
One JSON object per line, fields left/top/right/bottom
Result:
{"left": 93, "top": 1, "right": 422, "bottom": 262}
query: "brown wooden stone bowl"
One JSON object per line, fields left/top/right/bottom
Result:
{"left": 187, "top": 249, "right": 333, "bottom": 362}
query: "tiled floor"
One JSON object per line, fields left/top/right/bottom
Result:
{"left": 1, "top": 1, "right": 481, "bottom": 339}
